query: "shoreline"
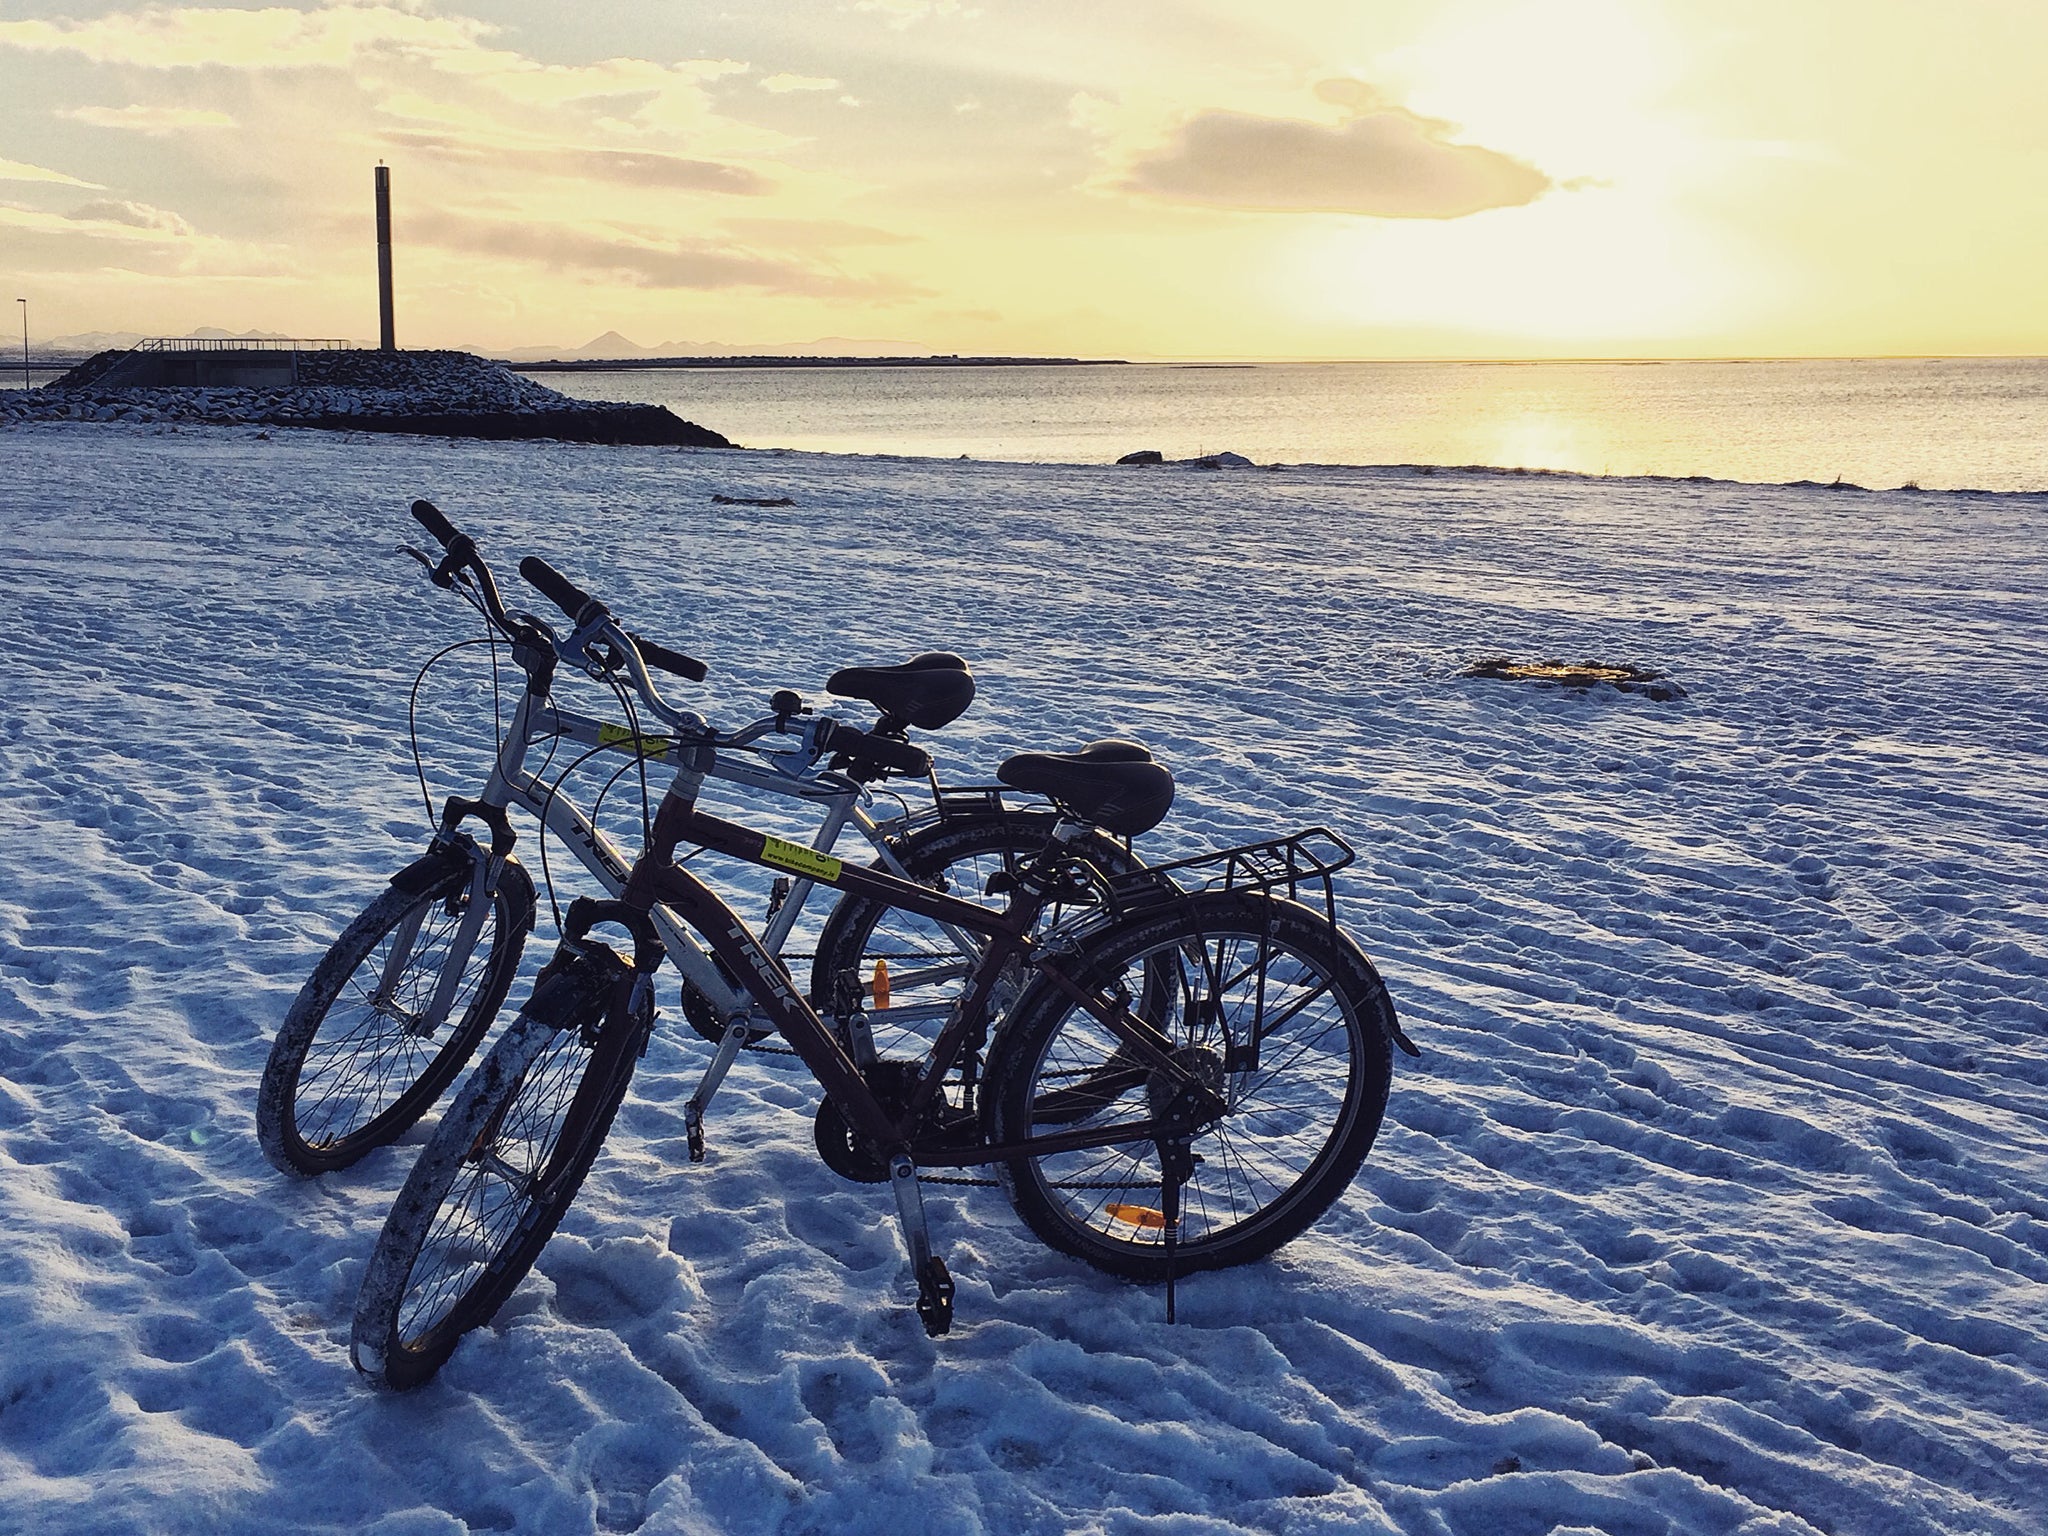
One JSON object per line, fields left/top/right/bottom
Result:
{"left": 6, "top": 412, "right": 2042, "bottom": 499}
{"left": 510, "top": 354, "right": 1128, "bottom": 372}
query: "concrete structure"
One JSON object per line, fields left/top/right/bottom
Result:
{"left": 89, "top": 339, "right": 346, "bottom": 389}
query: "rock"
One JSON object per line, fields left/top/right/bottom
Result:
{"left": 1460, "top": 656, "right": 1686, "bottom": 702}
{"left": 1185, "top": 451, "right": 1252, "bottom": 469}
{"left": 1116, "top": 449, "right": 1164, "bottom": 466}
{"left": 13, "top": 347, "right": 731, "bottom": 447}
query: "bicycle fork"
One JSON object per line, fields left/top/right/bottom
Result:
{"left": 377, "top": 801, "right": 518, "bottom": 1037}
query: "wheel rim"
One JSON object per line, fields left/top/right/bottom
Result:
{"left": 293, "top": 890, "right": 497, "bottom": 1151}
{"left": 1019, "top": 926, "right": 1362, "bottom": 1254}
{"left": 392, "top": 1026, "right": 586, "bottom": 1350}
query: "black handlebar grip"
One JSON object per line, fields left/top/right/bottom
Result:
{"left": 629, "top": 631, "right": 709, "bottom": 684}
{"left": 833, "top": 724, "right": 932, "bottom": 778}
{"left": 519, "top": 556, "right": 608, "bottom": 624}
{"left": 411, "top": 499, "right": 459, "bottom": 549}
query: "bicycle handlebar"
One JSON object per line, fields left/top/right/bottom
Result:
{"left": 519, "top": 556, "right": 606, "bottom": 626}
{"left": 411, "top": 498, "right": 461, "bottom": 550}
{"left": 513, "top": 552, "right": 711, "bottom": 735}
{"left": 630, "top": 631, "right": 710, "bottom": 684}
{"left": 499, "top": 530, "right": 917, "bottom": 774}
{"left": 521, "top": 557, "right": 714, "bottom": 682}
{"left": 409, "top": 498, "right": 515, "bottom": 621}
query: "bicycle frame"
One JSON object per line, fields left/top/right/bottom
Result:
{"left": 452, "top": 672, "right": 946, "bottom": 1030}
{"left": 616, "top": 784, "right": 1222, "bottom": 1169}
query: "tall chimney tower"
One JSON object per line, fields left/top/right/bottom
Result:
{"left": 374, "top": 163, "right": 395, "bottom": 351}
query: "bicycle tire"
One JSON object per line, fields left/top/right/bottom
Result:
{"left": 258, "top": 857, "right": 534, "bottom": 1175}
{"left": 985, "top": 890, "right": 1393, "bottom": 1279}
{"left": 350, "top": 953, "right": 644, "bottom": 1390}
{"left": 805, "top": 810, "right": 1137, "bottom": 1066}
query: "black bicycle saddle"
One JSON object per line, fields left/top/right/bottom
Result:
{"left": 825, "top": 652, "right": 976, "bottom": 732}
{"left": 997, "top": 739, "right": 1175, "bottom": 838}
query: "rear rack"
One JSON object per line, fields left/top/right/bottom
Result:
{"left": 931, "top": 784, "right": 1011, "bottom": 820}
{"left": 1106, "top": 827, "right": 1355, "bottom": 924}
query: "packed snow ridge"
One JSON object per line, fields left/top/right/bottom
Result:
{"left": 1, "top": 348, "right": 730, "bottom": 447}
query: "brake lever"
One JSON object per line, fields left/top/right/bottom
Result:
{"left": 400, "top": 543, "right": 436, "bottom": 572}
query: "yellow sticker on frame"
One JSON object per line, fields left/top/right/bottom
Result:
{"left": 760, "top": 835, "right": 843, "bottom": 883}
{"left": 599, "top": 723, "right": 672, "bottom": 758}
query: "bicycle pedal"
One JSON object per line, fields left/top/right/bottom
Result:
{"left": 915, "top": 1255, "right": 955, "bottom": 1337}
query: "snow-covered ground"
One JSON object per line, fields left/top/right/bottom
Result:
{"left": 1, "top": 422, "right": 2044, "bottom": 1536}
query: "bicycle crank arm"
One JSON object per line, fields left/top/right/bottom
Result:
{"left": 889, "top": 1154, "right": 955, "bottom": 1336}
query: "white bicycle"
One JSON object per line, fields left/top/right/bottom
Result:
{"left": 257, "top": 500, "right": 1132, "bottom": 1175}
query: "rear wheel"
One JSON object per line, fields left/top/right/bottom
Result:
{"left": 350, "top": 951, "right": 644, "bottom": 1390}
{"left": 259, "top": 857, "right": 533, "bottom": 1175}
{"left": 807, "top": 811, "right": 1136, "bottom": 1066}
{"left": 987, "top": 892, "right": 1393, "bottom": 1279}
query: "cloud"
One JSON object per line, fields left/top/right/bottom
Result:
{"left": 723, "top": 216, "right": 916, "bottom": 248}
{"left": 760, "top": 74, "right": 839, "bottom": 94}
{"left": 555, "top": 149, "right": 770, "bottom": 195}
{"left": 0, "top": 7, "right": 763, "bottom": 148}
{"left": 0, "top": 6, "right": 489, "bottom": 70}
{"left": 412, "top": 211, "right": 899, "bottom": 297}
{"left": 377, "top": 133, "right": 770, "bottom": 193}
{"left": 63, "top": 104, "right": 237, "bottom": 134}
{"left": 1121, "top": 87, "right": 1550, "bottom": 219}
{"left": 69, "top": 199, "right": 195, "bottom": 235}
{"left": 0, "top": 156, "right": 102, "bottom": 188}
{"left": 0, "top": 201, "right": 286, "bottom": 281}
{"left": 848, "top": 0, "right": 966, "bottom": 29}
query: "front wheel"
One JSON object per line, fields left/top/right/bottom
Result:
{"left": 986, "top": 891, "right": 1394, "bottom": 1279}
{"left": 350, "top": 950, "right": 644, "bottom": 1390}
{"left": 259, "top": 855, "right": 534, "bottom": 1175}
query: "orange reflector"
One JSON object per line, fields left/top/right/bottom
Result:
{"left": 871, "top": 958, "right": 891, "bottom": 1011}
{"left": 1105, "top": 1203, "right": 1169, "bottom": 1230}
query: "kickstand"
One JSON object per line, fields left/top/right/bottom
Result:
{"left": 889, "top": 1154, "right": 954, "bottom": 1336}
{"left": 683, "top": 1016, "right": 752, "bottom": 1162}
{"left": 1160, "top": 1141, "right": 1192, "bottom": 1325}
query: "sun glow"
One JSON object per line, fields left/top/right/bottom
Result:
{"left": 1287, "top": 185, "right": 1756, "bottom": 348}
{"left": 1270, "top": 0, "right": 1765, "bottom": 351}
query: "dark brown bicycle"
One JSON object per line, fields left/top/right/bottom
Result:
{"left": 349, "top": 557, "right": 1414, "bottom": 1390}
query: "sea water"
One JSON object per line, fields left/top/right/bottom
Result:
{"left": 526, "top": 357, "right": 2048, "bottom": 493}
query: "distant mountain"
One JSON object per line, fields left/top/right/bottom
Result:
{"left": 187, "top": 327, "right": 297, "bottom": 342}
{"left": 489, "top": 333, "right": 920, "bottom": 363}
{"left": 40, "top": 330, "right": 145, "bottom": 355}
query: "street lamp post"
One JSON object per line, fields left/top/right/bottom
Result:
{"left": 14, "top": 299, "right": 24, "bottom": 391}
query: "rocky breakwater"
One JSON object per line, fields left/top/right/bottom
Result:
{"left": 1, "top": 348, "right": 729, "bottom": 447}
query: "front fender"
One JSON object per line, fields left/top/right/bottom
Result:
{"left": 386, "top": 842, "right": 537, "bottom": 941}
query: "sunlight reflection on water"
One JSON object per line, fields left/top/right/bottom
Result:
{"left": 528, "top": 358, "right": 2048, "bottom": 492}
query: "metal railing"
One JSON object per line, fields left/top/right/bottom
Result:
{"left": 133, "top": 337, "right": 352, "bottom": 353}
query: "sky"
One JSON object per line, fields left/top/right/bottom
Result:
{"left": 3, "top": 0, "right": 2046, "bottom": 360}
